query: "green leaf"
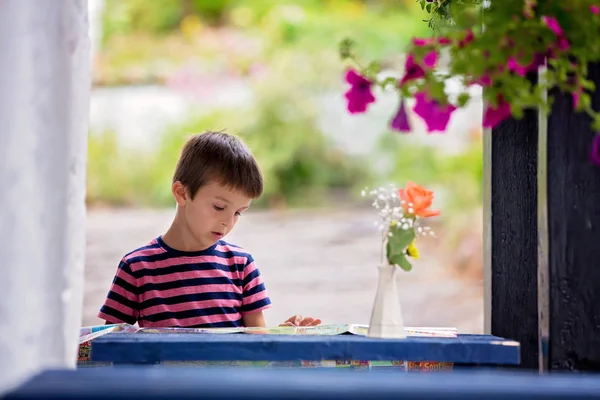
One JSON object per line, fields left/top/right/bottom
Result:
{"left": 387, "top": 248, "right": 413, "bottom": 272}
{"left": 385, "top": 224, "right": 416, "bottom": 266}
{"left": 380, "top": 76, "right": 399, "bottom": 89}
{"left": 457, "top": 92, "right": 471, "bottom": 107}
{"left": 366, "top": 61, "right": 382, "bottom": 76}
{"left": 397, "top": 254, "right": 413, "bottom": 271}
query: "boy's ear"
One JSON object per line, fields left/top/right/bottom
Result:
{"left": 172, "top": 181, "right": 188, "bottom": 206}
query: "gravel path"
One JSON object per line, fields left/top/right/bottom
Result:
{"left": 84, "top": 208, "right": 484, "bottom": 333}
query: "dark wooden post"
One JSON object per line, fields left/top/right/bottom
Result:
{"left": 488, "top": 73, "right": 540, "bottom": 369}
{"left": 546, "top": 63, "right": 600, "bottom": 371}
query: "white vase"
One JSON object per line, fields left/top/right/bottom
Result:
{"left": 367, "top": 264, "right": 406, "bottom": 339}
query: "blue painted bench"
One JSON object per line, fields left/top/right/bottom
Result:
{"left": 90, "top": 333, "right": 519, "bottom": 367}
{"left": 6, "top": 368, "right": 600, "bottom": 399}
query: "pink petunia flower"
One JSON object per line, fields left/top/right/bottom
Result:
{"left": 412, "top": 92, "right": 456, "bottom": 133}
{"left": 483, "top": 97, "right": 512, "bottom": 128}
{"left": 591, "top": 135, "right": 600, "bottom": 166}
{"left": 400, "top": 54, "right": 426, "bottom": 85}
{"left": 573, "top": 92, "right": 580, "bottom": 110}
{"left": 344, "top": 69, "right": 376, "bottom": 114}
{"left": 591, "top": 5, "right": 599, "bottom": 14}
{"left": 508, "top": 57, "right": 527, "bottom": 77}
{"left": 413, "top": 38, "right": 435, "bottom": 47}
{"left": 542, "top": 16, "right": 564, "bottom": 36}
{"left": 400, "top": 51, "right": 438, "bottom": 86}
{"left": 390, "top": 100, "right": 411, "bottom": 132}
{"left": 459, "top": 30, "right": 474, "bottom": 48}
{"left": 474, "top": 74, "right": 493, "bottom": 87}
{"left": 423, "top": 50, "right": 438, "bottom": 69}
{"left": 508, "top": 54, "right": 546, "bottom": 76}
{"left": 557, "top": 37, "right": 570, "bottom": 51}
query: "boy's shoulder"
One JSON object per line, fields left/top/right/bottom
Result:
{"left": 214, "top": 240, "right": 254, "bottom": 260}
{"left": 121, "top": 237, "right": 166, "bottom": 264}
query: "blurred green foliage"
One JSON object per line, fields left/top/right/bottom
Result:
{"left": 89, "top": 0, "right": 482, "bottom": 215}
{"left": 87, "top": 119, "right": 483, "bottom": 211}
{"left": 96, "top": 0, "right": 430, "bottom": 85}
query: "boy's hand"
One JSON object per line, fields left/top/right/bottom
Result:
{"left": 279, "top": 315, "right": 322, "bottom": 327}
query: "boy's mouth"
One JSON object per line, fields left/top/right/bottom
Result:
{"left": 211, "top": 231, "right": 224, "bottom": 238}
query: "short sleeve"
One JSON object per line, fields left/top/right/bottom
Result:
{"left": 240, "top": 254, "right": 272, "bottom": 314}
{"left": 97, "top": 259, "right": 139, "bottom": 325}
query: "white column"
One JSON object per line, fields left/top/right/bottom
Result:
{"left": 0, "top": 0, "right": 90, "bottom": 394}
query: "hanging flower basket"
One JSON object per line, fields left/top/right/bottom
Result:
{"left": 339, "top": 0, "right": 600, "bottom": 166}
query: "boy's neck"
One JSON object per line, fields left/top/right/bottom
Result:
{"left": 162, "top": 220, "right": 214, "bottom": 253}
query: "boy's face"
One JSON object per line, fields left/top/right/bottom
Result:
{"left": 173, "top": 180, "right": 252, "bottom": 249}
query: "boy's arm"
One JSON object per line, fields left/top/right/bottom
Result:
{"left": 242, "top": 311, "right": 267, "bottom": 327}
{"left": 240, "top": 254, "right": 272, "bottom": 326}
{"left": 98, "top": 259, "right": 140, "bottom": 325}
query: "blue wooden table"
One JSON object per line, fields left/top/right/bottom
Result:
{"left": 91, "top": 333, "right": 520, "bottom": 366}
{"left": 6, "top": 368, "right": 600, "bottom": 399}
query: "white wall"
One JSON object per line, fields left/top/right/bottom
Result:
{"left": 0, "top": 0, "right": 90, "bottom": 393}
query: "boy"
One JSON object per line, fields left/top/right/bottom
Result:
{"left": 98, "top": 131, "right": 320, "bottom": 328}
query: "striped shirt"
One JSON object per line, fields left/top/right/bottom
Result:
{"left": 98, "top": 236, "right": 272, "bottom": 328}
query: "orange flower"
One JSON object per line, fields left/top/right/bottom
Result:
{"left": 398, "top": 182, "right": 440, "bottom": 218}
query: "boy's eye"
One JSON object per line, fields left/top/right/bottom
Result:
{"left": 213, "top": 205, "right": 225, "bottom": 211}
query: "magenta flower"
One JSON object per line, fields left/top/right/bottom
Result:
{"left": 541, "top": 16, "right": 570, "bottom": 51}
{"left": 437, "top": 37, "right": 452, "bottom": 45}
{"left": 592, "top": 5, "right": 600, "bottom": 14}
{"left": 591, "top": 136, "right": 600, "bottom": 166}
{"left": 508, "top": 54, "right": 546, "bottom": 76}
{"left": 459, "top": 30, "right": 474, "bottom": 48}
{"left": 400, "top": 54, "right": 426, "bottom": 85}
{"left": 483, "top": 98, "right": 512, "bottom": 128}
{"left": 530, "top": 53, "right": 547, "bottom": 70}
{"left": 413, "top": 92, "right": 456, "bottom": 133}
{"left": 390, "top": 100, "right": 411, "bottom": 132}
{"left": 542, "top": 16, "right": 564, "bottom": 36}
{"left": 474, "top": 74, "right": 492, "bottom": 87}
{"left": 344, "top": 69, "right": 376, "bottom": 114}
{"left": 557, "top": 37, "right": 570, "bottom": 51}
{"left": 413, "top": 38, "right": 435, "bottom": 47}
{"left": 573, "top": 88, "right": 583, "bottom": 109}
{"left": 573, "top": 92, "right": 580, "bottom": 110}
{"left": 400, "top": 51, "right": 438, "bottom": 86}
{"left": 508, "top": 57, "right": 527, "bottom": 76}
{"left": 423, "top": 50, "right": 438, "bottom": 69}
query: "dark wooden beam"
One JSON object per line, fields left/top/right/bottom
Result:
{"left": 490, "top": 73, "right": 539, "bottom": 369}
{"left": 546, "top": 62, "right": 600, "bottom": 371}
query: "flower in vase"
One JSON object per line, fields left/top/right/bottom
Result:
{"left": 398, "top": 181, "right": 440, "bottom": 218}
{"left": 363, "top": 183, "right": 439, "bottom": 272}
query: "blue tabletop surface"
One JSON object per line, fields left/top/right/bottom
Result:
{"left": 7, "top": 368, "right": 600, "bottom": 400}
{"left": 91, "top": 333, "right": 520, "bottom": 365}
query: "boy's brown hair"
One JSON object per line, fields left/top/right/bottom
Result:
{"left": 173, "top": 131, "right": 263, "bottom": 199}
